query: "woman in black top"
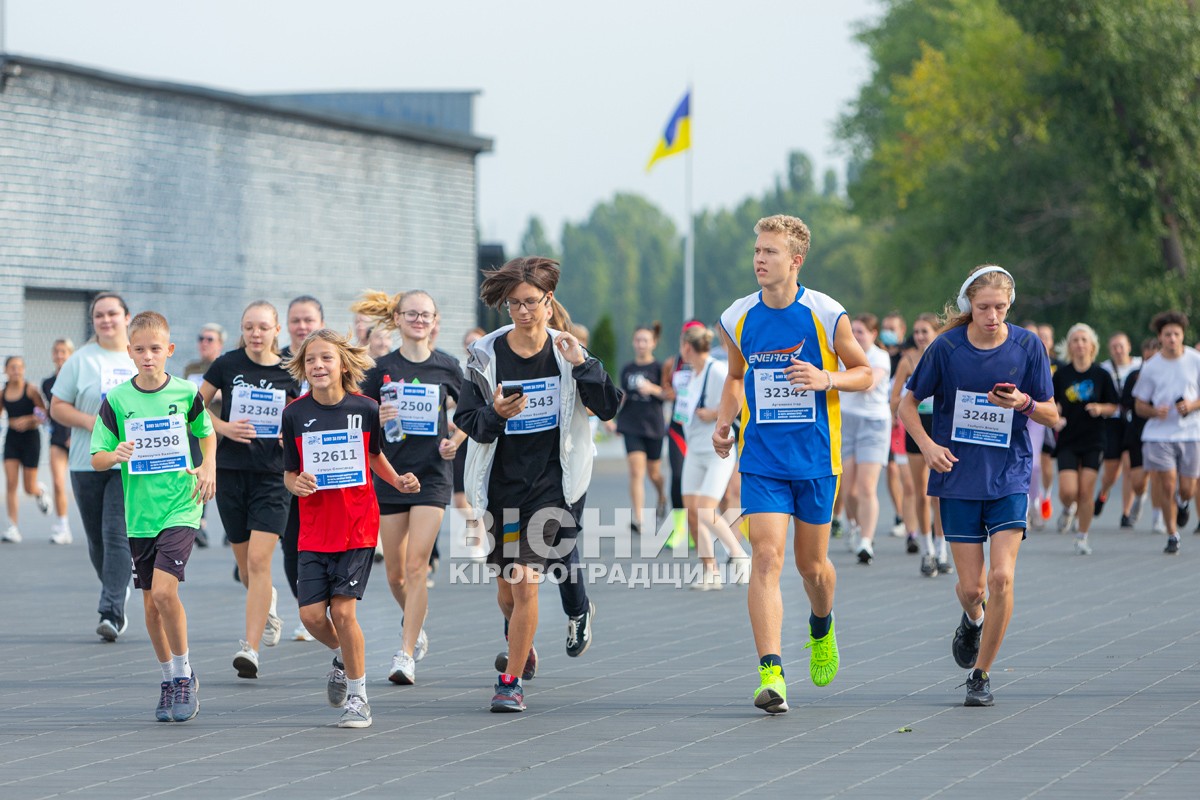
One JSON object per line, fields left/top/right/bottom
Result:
{"left": 42, "top": 338, "right": 75, "bottom": 544}
{"left": 1119, "top": 338, "right": 1161, "bottom": 528}
{"left": 355, "top": 289, "right": 463, "bottom": 686}
{"left": 615, "top": 323, "right": 667, "bottom": 533}
{"left": 1052, "top": 323, "right": 1119, "bottom": 553}
{"left": 202, "top": 301, "right": 300, "bottom": 677}
{"left": 2, "top": 356, "right": 51, "bottom": 543}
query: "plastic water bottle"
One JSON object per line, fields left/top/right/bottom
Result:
{"left": 380, "top": 376, "right": 403, "bottom": 443}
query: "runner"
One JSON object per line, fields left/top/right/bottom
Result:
{"left": 2, "top": 356, "right": 52, "bottom": 542}
{"left": 1096, "top": 332, "right": 1141, "bottom": 523}
{"left": 1119, "top": 338, "right": 1161, "bottom": 529}
{"left": 450, "top": 327, "right": 487, "bottom": 561}
{"left": 182, "top": 323, "right": 225, "bottom": 549}
{"left": 1132, "top": 311, "right": 1200, "bottom": 554}
{"left": 839, "top": 313, "right": 893, "bottom": 564}
{"left": 1036, "top": 323, "right": 1061, "bottom": 523}
{"left": 890, "top": 313, "right": 951, "bottom": 576}
{"left": 282, "top": 328, "right": 421, "bottom": 728}
{"left": 1051, "top": 324, "right": 1119, "bottom": 555}
{"left": 354, "top": 289, "right": 463, "bottom": 685}
{"left": 615, "top": 323, "right": 668, "bottom": 535}
{"left": 662, "top": 322, "right": 704, "bottom": 546}
{"left": 200, "top": 301, "right": 300, "bottom": 678}
{"left": 89, "top": 311, "right": 216, "bottom": 722}
{"left": 899, "top": 265, "right": 1056, "bottom": 707}
{"left": 456, "top": 256, "right": 621, "bottom": 712}
{"left": 280, "top": 295, "right": 326, "bottom": 641}
{"left": 50, "top": 292, "right": 137, "bottom": 641}
{"left": 42, "top": 339, "right": 75, "bottom": 544}
{"left": 880, "top": 311, "right": 911, "bottom": 540}
{"left": 712, "top": 214, "right": 872, "bottom": 714}
{"left": 674, "top": 323, "right": 748, "bottom": 589}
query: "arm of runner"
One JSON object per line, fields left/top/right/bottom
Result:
{"left": 713, "top": 327, "right": 744, "bottom": 459}
{"left": 660, "top": 357, "right": 677, "bottom": 403}
{"left": 574, "top": 357, "right": 623, "bottom": 421}
{"left": 1135, "top": 399, "right": 1168, "bottom": 420}
{"left": 438, "top": 428, "right": 468, "bottom": 461}
{"left": 187, "top": 433, "right": 217, "bottom": 503}
{"left": 200, "top": 380, "right": 255, "bottom": 443}
{"left": 50, "top": 396, "right": 96, "bottom": 431}
{"left": 828, "top": 314, "right": 873, "bottom": 392}
{"left": 454, "top": 380, "right": 515, "bottom": 444}
{"left": 284, "top": 469, "right": 317, "bottom": 497}
{"left": 898, "top": 391, "right": 958, "bottom": 473}
{"left": 369, "top": 451, "right": 420, "bottom": 493}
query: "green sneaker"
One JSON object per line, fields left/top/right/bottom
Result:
{"left": 806, "top": 617, "right": 839, "bottom": 687}
{"left": 753, "top": 663, "right": 788, "bottom": 714}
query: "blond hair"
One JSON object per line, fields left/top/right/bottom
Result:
{"left": 681, "top": 323, "right": 715, "bottom": 353}
{"left": 1066, "top": 323, "right": 1100, "bottom": 361}
{"left": 754, "top": 215, "right": 811, "bottom": 260}
{"left": 236, "top": 300, "right": 280, "bottom": 354}
{"left": 128, "top": 311, "right": 170, "bottom": 339}
{"left": 350, "top": 289, "right": 438, "bottom": 332}
{"left": 285, "top": 328, "right": 374, "bottom": 394}
{"left": 941, "top": 265, "right": 1016, "bottom": 331}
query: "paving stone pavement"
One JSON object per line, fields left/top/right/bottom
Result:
{"left": 2, "top": 454, "right": 1199, "bottom": 799}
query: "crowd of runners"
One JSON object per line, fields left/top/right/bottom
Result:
{"left": 2, "top": 214, "right": 1196, "bottom": 725}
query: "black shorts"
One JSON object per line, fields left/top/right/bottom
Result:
{"left": 484, "top": 504, "right": 579, "bottom": 571}
{"left": 380, "top": 501, "right": 439, "bottom": 516}
{"left": 904, "top": 414, "right": 935, "bottom": 455}
{"left": 623, "top": 433, "right": 664, "bottom": 461}
{"left": 1125, "top": 437, "right": 1144, "bottom": 470}
{"left": 49, "top": 423, "right": 70, "bottom": 451}
{"left": 1042, "top": 427, "right": 1058, "bottom": 456}
{"left": 1057, "top": 448, "right": 1103, "bottom": 472}
{"left": 297, "top": 548, "right": 374, "bottom": 607}
{"left": 1102, "top": 418, "right": 1125, "bottom": 461}
{"left": 130, "top": 526, "right": 196, "bottom": 589}
{"left": 452, "top": 444, "right": 467, "bottom": 494}
{"left": 3, "top": 430, "right": 40, "bottom": 468}
{"left": 215, "top": 468, "right": 290, "bottom": 543}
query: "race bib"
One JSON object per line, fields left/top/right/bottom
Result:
{"left": 127, "top": 415, "right": 190, "bottom": 474}
{"left": 672, "top": 378, "right": 702, "bottom": 426}
{"left": 754, "top": 369, "right": 815, "bottom": 424}
{"left": 671, "top": 368, "right": 693, "bottom": 395}
{"left": 302, "top": 429, "right": 367, "bottom": 489}
{"left": 951, "top": 390, "right": 1013, "bottom": 448}
{"left": 229, "top": 385, "right": 287, "bottom": 438}
{"left": 100, "top": 363, "right": 135, "bottom": 400}
{"left": 504, "top": 377, "right": 560, "bottom": 435}
{"left": 396, "top": 384, "right": 441, "bottom": 436}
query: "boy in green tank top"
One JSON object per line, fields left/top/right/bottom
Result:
{"left": 91, "top": 311, "right": 216, "bottom": 722}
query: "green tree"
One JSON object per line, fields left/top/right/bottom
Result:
{"left": 589, "top": 314, "right": 618, "bottom": 379}
{"left": 519, "top": 216, "right": 559, "bottom": 261}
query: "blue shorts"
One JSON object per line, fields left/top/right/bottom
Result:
{"left": 741, "top": 472, "right": 839, "bottom": 526}
{"left": 939, "top": 495, "right": 1029, "bottom": 544}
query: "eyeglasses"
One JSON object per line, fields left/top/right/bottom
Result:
{"left": 401, "top": 311, "right": 436, "bottom": 323}
{"left": 505, "top": 294, "right": 548, "bottom": 312}
{"left": 198, "top": 336, "right": 217, "bottom": 343}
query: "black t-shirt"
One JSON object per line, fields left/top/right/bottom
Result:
{"left": 616, "top": 360, "right": 665, "bottom": 438}
{"left": 1053, "top": 362, "right": 1119, "bottom": 452}
{"left": 203, "top": 349, "right": 300, "bottom": 472}
{"left": 1121, "top": 368, "right": 1148, "bottom": 446}
{"left": 361, "top": 348, "right": 463, "bottom": 506}
{"left": 488, "top": 335, "right": 565, "bottom": 516}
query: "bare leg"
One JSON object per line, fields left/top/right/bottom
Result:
{"left": 501, "top": 564, "right": 540, "bottom": 679}
{"left": 379, "top": 512, "right": 410, "bottom": 610}
{"left": 400, "top": 506, "right": 443, "bottom": 656}
{"left": 746, "top": 513, "right": 789, "bottom": 656}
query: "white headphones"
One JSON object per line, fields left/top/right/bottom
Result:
{"left": 957, "top": 266, "right": 1016, "bottom": 313}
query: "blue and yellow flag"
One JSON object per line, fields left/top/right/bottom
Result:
{"left": 645, "top": 90, "right": 691, "bottom": 172}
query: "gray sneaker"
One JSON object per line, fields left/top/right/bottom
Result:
{"left": 97, "top": 617, "right": 119, "bottom": 642}
{"left": 156, "top": 681, "right": 173, "bottom": 722}
{"left": 326, "top": 658, "right": 348, "bottom": 707}
{"left": 338, "top": 694, "right": 372, "bottom": 728}
{"left": 263, "top": 587, "right": 283, "bottom": 647}
{"left": 171, "top": 672, "right": 199, "bottom": 722}
{"left": 920, "top": 555, "right": 938, "bottom": 578}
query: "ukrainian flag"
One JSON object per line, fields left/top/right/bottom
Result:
{"left": 645, "top": 90, "right": 691, "bottom": 172}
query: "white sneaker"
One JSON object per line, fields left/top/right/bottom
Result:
{"left": 388, "top": 650, "right": 415, "bottom": 685}
{"left": 727, "top": 555, "right": 751, "bottom": 585}
{"left": 1057, "top": 504, "right": 1077, "bottom": 534}
{"left": 49, "top": 519, "right": 73, "bottom": 545}
{"left": 35, "top": 485, "right": 51, "bottom": 515}
{"left": 689, "top": 569, "right": 723, "bottom": 591}
{"left": 293, "top": 622, "right": 315, "bottom": 642}
{"left": 262, "top": 587, "right": 282, "bottom": 647}
{"left": 233, "top": 641, "right": 260, "bottom": 679}
{"left": 414, "top": 628, "right": 429, "bottom": 662}
{"left": 890, "top": 520, "right": 906, "bottom": 537}
{"left": 2, "top": 525, "right": 22, "bottom": 543}
{"left": 845, "top": 523, "right": 861, "bottom": 553}
{"left": 1074, "top": 537, "right": 1093, "bottom": 556}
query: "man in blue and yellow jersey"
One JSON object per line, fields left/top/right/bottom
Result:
{"left": 713, "top": 214, "right": 872, "bottom": 714}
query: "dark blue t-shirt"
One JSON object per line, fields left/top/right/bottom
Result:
{"left": 906, "top": 324, "right": 1053, "bottom": 500}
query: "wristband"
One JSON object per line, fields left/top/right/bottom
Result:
{"left": 1019, "top": 396, "right": 1036, "bottom": 416}
{"left": 823, "top": 370, "right": 835, "bottom": 392}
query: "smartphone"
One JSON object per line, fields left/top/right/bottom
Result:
{"left": 1178, "top": 396, "right": 1189, "bottom": 417}
{"left": 993, "top": 383, "right": 1016, "bottom": 395}
{"left": 502, "top": 384, "right": 525, "bottom": 398}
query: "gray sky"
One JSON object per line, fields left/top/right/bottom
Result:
{"left": 5, "top": 0, "right": 879, "bottom": 253}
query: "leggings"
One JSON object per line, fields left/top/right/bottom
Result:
{"left": 667, "top": 424, "right": 686, "bottom": 510}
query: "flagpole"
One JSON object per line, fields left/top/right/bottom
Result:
{"left": 683, "top": 88, "right": 694, "bottom": 323}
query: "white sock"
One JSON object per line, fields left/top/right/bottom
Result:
{"left": 331, "top": 646, "right": 343, "bottom": 665}
{"left": 937, "top": 538, "right": 948, "bottom": 560}
{"left": 57, "top": 515, "right": 69, "bottom": 528}
{"left": 171, "top": 651, "right": 191, "bottom": 680}
{"left": 922, "top": 533, "right": 935, "bottom": 555}
{"left": 1076, "top": 531, "right": 1088, "bottom": 539}
{"left": 159, "top": 660, "right": 173, "bottom": 682}
{"left": 968, "top": 611, "right": 984, "bottom": 628}
{"left": 347, "top": 675, "right": 366, "bottom": 700}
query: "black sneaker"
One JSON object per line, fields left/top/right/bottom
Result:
{"left": 195, "top": 528, "right": 209, "bottom": 549}
{"left": 494, "top": 645, "right": 538, "bottom": 681}
{"left": 906, "top": 534, "right": 919, "bottom": 554}
{"left": 962, "top": 670, "right": 993, "bottom": 707}
{"left": 1178, "top": 502, "right": 1191, "bottom": 529}
{"left": 1094, "top": 494, "right": 1107, "bottom": 518}
{"left": 831, "top": 518, "right": 843, "bottom": 539}
{"left": 856, "top": 546, "right": 873, "bottom": 565}
{"left": 952, "top": 612, "right": 982, "bottom": 669}
{"left": 937, "top": 558, "right": 955, "bottom": 575}
{"left": 1120, "top": 514, "right": 1134, "bottom": 529}
{"left": 920, "top": 555, "right": 938, "bottom": 577}
{"left": 1165, "top": 536, "right": 1180, "bottom": 555}
{"left": 490, "top": 674, "right": 526, "bottom": 712}
{"left": 566, "top": 601, "right": 595, "bottom": 658}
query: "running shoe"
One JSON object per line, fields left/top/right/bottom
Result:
{"left": 952, "top": 612, "right": 982, "bottom": 669}
{"left": 338, "top": 695, "right": 372, "bottom": 728}
{"left": 1178, "top": 501, "right": 1191, "bottom": 529}
{"left": 1131, "top": 494, "right": 1144, "bottom": 523}
{"left": 49, "top": 522, "right": 73, "bottom": 545}
{"left": 830, "top": 518, "right": 844, "bottom": 539}
{"left": 906, "top": 534, "right": 919, "bottom": 554}
{"left": 490, "top": 674, "right": 526, "bottom": 712}
{"left": 856, "top": 543, "right": 873, "bottom": 565}
{"left": 1093, "top": 493, "right": 1107, "bottom": 518}
{"left": 233, "top": 641, "right": 260, "bottom": 679}
{"left": 1074, "top": 537, "right": 1093, "bottom": 556}
{"left": 388, "top": 651, "right": 415, "bottom": 685}
{"left": 566, "top": 601, "right": 595, "bottom": 657}
{"left": 156, "top": 681, "right": 173, "bottom": 722}
{"left": 263, "top": 587, "right": 282, "bottom": 647}
{"left": 326, "top": 657, "right": 348, "bottom": 707}
{"left": 1120, "top": 514, "right": 1134, "bottom": 530}
{"left": 35, "top": 485, "right": 51, "bottom": 515}
{"left": 920, "top": 554, "right": 938, "bottom": 577}
{"left": 1056, "top": 504, "right": 1077, "bottom": 534}
{"left": 890, "top": 517, "right": 906, "bottom": 537}
{"left": 96, "top": 617, "right": 119, "bottom": 642}
{"left": 753, "top": 663, "right": 788, "bottom": 714}
{"left": 1165, "top": 536, "right": 1180, "bottom": 555}
{"left": 414, "top": 628, "right": 429, "bottom": 662}
{"left": 494, "top": 646, "right": 538, "bottom": 680}
{"left": 690, "top": 569, "right": 723, "bottom": 591}
{"left": 727, "top": 555, "right": 751, "bottom": 585}
{"left": 806, "top": 617, "right": 839, "bottom": 687}
{"left": 293, "top": 623, "right": 315, "bottom": 642}
{"left": 1040, "top": 497, "right": 1053, "bottom": 521}
{"left": 845, "top": 523, "right": 860, "bottom": 553}
{"left": 936, "top": 558, "right": 955, "bottom": 575}
{"left": 962, "top": 670, "right": 993, "bottom": 707}
{"left": 2, "top": 525, "right": 22, "bottom": 543}
{"left": 171, "top": 672, "right": 199, "bottom": 722}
